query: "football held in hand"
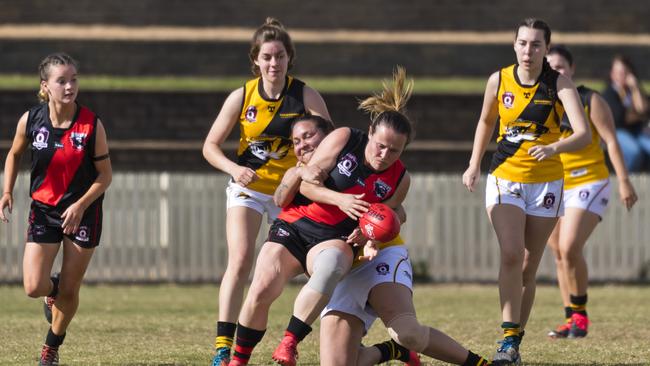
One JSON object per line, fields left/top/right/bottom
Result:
{"left": 359, "top": 203, "right": 400, "bottom": 242}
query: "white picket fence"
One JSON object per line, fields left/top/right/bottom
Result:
{"left": 1, "top": 172, "right": 649, "bottom": 283}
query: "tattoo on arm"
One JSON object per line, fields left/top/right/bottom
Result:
{"left": 276, "top": 183, "right": 288, "bottom": 199}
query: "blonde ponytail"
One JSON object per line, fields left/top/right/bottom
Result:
{"left": 37, "top": 88, "right": 49, "bottom": 103}
{"left": 358, "top": 66, "right": 413, "bottom": 120}
{"left": 358, "top": 66, "right": 414, "bottom": 144}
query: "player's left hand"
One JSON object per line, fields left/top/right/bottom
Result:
{"left": 346, "top": 227, "right": 367, "bottom": 246}
{"left": 528, "top": 144, "right": 557, "bottom": 161}
{"left": 357, "top": 240, "right": 379, "bottom": 262}
{"left": 619, "top": 178, "right": 638, "bottom": 210}
{"left": 61, "top": 202, "right": 86, "bottom": 235}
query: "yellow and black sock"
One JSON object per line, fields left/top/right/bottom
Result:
{"left": 570, "top": 294, "right": 588, "bottom": 316}
{"left": 463, "top": 350, "right": 491, "bottom": 366}
{"left": 214, "top": 321, "right": 236, "bottom": 351}
{"left": 372, "top": 339, "right": 410, "bottom": 363}
{"left": 501, "top": 321, "right": 520, "bottom": 340}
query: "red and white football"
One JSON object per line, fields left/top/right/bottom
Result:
{"left": 359, "top": 202, "right": 400, "bottom": 242}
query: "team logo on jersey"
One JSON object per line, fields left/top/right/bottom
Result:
{"left": 75, "top": 226, "right": 90, "bottom": 242}
{"left": 70, "top": 132, "right": 87, "bottom": 151}
{"left": 267, "top": 105, "right": 276, "bottom": 113}
{"left": 523, "top": 92, "right": 531, "bottom": 99}
{"left": 337, "top": 153, "right": 358, "bottom": 177}
{"left": 376, "top": 262, "right": 390, "bottom": 276}
{"left": 374, "top": 179, "right": 392, "bottom": 199}
{"left": 601, "top": 197, "right": 609, "bottom": 206}
{"left": 32, "top": 127, "right": 49, "bottom": 150}
{"left": 502, "top": 92, "right": 515, "bottom": 109}
{"left": 504, "top": 119, "right": 549, "bottom": 143}
{"left": 542, "top": 192, "right": 556, "bottom": 209}
{"left": 579, "top": 189, "right": 590, "bottom": 201}
{"left": 245, "top": 106, "right": 258, "bottom": 122}
{"left": 248, "top": 137, "right": 292, "bottom": 161}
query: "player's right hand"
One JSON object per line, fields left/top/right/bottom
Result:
{"left": 232, "top": 166, "right": 259, "bottom": 187}
{"left": 462, "top": 165, "right": 480, "bottom": 192}
{"left": 0, "top": 193, "right": 13, "bottom": 223}
{"left": 337, "top": 193, "right": 370, "bottom": 220}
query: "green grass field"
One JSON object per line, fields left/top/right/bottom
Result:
{"left": 1, "top": 284, "right": 648, "bottom": 365}
{"left": 0, "top": 74, "right": 624, "bottom": 95}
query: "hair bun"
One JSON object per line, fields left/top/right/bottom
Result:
{"left": 264, "top": 17, "right": 285, "bottom": 29}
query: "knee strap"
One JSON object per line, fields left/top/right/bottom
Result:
{"left": 386, "top": 313, "right": 430, "bottom": 353}
{"left": 306, "top": 248, "right": 348, "bottom": 295}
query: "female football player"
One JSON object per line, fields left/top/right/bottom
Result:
{"left": 1, "top": 52, "right": 112, "bottom": 366}
{"left": 462, "top": 18, "right": 591, "bottom": 365}
{"left": 545, "top": 45, "right": 637, "bottom": 339}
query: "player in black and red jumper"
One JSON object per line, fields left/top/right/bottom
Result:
{"left": 227, "top": 67, "right": 414, "bottom": 366}
{"left": 0, "top": 53, "right": 112, "bottom": 366}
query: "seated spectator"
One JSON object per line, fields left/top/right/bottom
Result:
{"left": 601, "top": 55, "right": 650, "bottom": 171}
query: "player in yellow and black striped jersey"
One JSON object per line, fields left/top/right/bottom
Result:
{"left": 237, "top": 75, "right": 305, "bottom": 195}
{"left": 463, "top": 19, "right": 592, "bottom": 366}
{"left": 202, "top": 18, "right": 330, "bottom": 366}
{"left": 545, "top": 45, "right": 637, "bottom": 340}
{"left": 489, "top": 63, "right": 564, "bottom": 183}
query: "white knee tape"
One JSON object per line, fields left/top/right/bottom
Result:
{"left": 386, "top": 313, "right": 430, "bottom": 353}
{"left": 306, "top": 248, "right": 347, "bottom": 295}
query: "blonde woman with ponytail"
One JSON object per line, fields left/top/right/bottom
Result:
{"left": 202, "top": 17, "right": 330, "bottom": 366}
{"left": 1, "top": 52, "right": 112, "bottom": 366}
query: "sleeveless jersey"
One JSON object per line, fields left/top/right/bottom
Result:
{"left": 237, "top": 76, "right": 306, "bottom": 195}
{"left": 27, "top": 103, "right": 99, "bottom": 209}
{"left": 559, "top": 86, "right": 608, "bottom": 189}
{"left": 279, "top": 128, "right": 406, "bottom": 242}
{"left": 489, "top": 64, "right": 565, "bottom": 183}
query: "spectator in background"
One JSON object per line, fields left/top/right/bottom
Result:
{"left": 601, "top": 55, "right": 650, "bottom": 171}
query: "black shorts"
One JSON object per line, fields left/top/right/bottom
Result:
{"left": 267, "top": 218, "right": 353, "bottom": 271}
{"left": 27, "top": 199, "right": 103, "bottom": 248}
